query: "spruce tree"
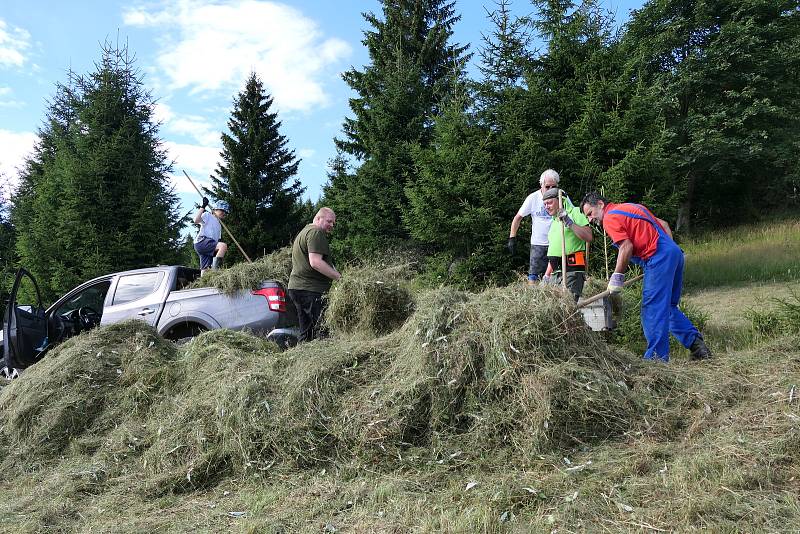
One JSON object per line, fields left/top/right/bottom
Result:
{"left": 0, "top": 185, "right": 15, "bottom": 305}
{"left": 10, "top": 41, "right": 183, "bottom": 301}
{"left": 207, "top": 73, "right": 304, "bottom": 262}
{"left": 326, "top": 0, "right": 470, "bottom": 255}
{"left": 623, "top": 0, "right": 800, "bottom": 231}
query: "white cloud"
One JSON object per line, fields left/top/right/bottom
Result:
{"left": 0, "top": 85, "right": 24, "bottom": 108}
{"left": 297, "top": 148, "right": 315, "bottom": 159}
{"left": 0, "top": 129, "right": 37, "bottom": 194}
{"left": 0, "top": 19, "right": 31, "bottom": 68}
{"left": 170, "top": 116, "right": 220, "bottom": 146}
{"left": 124, "top": 0, "right": 351, "bottom": 113}
{"left": 153, "top": 102, "right": 220, "bottom": 146}
{"left": 163, "top": 141, "right": 221, "bottom": 194}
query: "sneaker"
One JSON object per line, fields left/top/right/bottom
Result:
{"left": 689, "top": 334, "right": 711, "bottom": 361}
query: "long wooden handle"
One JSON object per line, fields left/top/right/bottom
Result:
{"left": 558, "top": 189, "right": 567, "bottom": 290}
{"left": 576, "top": 274, "right": 644, "bottom": 309}
{"left": 183, "top": 170, "right": 253, "bottom": 263}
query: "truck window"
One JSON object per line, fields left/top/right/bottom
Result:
{"left": 57, "top": 281, "right": 112, "bottom": 316}
{"left": 112, "top": 272, "right": 164, "bottom": 305}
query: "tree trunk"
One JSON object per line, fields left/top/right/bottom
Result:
{"left": 676, "top": 171, "right": 695, "bottom": 234}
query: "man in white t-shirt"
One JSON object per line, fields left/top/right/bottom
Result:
{"left": 193, "top": 197, "right": 229, "bottom": 274}
{"left": 507, "top": 169, "right": 561, "bottom": 281}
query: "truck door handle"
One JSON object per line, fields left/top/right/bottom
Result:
{"left": 137, "top": 308, "right": 155, "bottom": 316}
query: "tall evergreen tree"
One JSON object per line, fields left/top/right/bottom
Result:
{"left": 207, "top": 73, "right": 304, "bottom": 262}
{"left": 10, "top": 41, "right": 183, "bottom": 301}
{"left": 1, "top": 183, "right": 16, "bottom": 305}
{"left": 623, "top": 0, "right": 800, "bottom": 231}
{"left": 407, "top": 0, "right": 550, "bottom": 282}
{"left": 326, "top": 0, "right": 470, "bottom": 255}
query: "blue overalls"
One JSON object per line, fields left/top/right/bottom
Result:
{"left": 608, "top": 205, "right": 700, "bottom": 362}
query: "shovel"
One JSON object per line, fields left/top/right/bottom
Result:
{"left": 576, "top": 274, "right": 644, "bottom": 310}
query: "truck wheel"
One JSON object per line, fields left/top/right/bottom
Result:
{"left": 166, "top": 323, "right": 208, "bottom": 345}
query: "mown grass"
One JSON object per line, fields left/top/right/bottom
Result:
{"left": 0, "top": 229, "right": 798, "bottom": 532}
{"left": 682, "top": 220, "right": 800, "bottom": 289}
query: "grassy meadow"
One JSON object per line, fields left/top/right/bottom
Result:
{"left": 682, "top": 221, "right": 800, "bottom": 289}
{"left": 0, "top": 221, "right": 798, "bottom": 533}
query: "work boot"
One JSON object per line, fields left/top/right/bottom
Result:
{"left": 211, "top": 256, "right": 223, "bottom": 270}
{"left": 689, "top": 334, "right": 711, "bottom": 361}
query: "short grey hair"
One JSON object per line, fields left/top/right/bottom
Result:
{"left": 539, "top": 169, "right": 560, "bottom": 186}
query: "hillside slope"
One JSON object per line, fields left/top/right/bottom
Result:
{"left": 0, "top": 276, "right": 797, "bottom": 533}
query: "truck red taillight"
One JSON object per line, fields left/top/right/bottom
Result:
{"left": 251, "top": 287, "right": 287, "bottom": 312}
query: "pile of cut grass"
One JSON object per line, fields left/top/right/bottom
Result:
{"left": 0, "top": 254, "right": 797, "bottom": 531}
{"left": 190, "top": 246, "right": 293, "bottom": 293}
{"left": 0, "top": 321, "right": 180, "bottom": 464}
{"left": 140, "top": 329, "right": 284, "bottom": 494}
{"left": 333, "top": 284, "right": 691, "bottom": 463}
{"left": 0, "top": 281, "right": 685, "bottom": 478}
{"left": 324, "top": 263, "right": 416, "bottom": 337}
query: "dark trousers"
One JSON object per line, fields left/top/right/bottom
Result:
{"left": 528, "top": 244, "right": 549, "bottom": 280}
{"left": 288, "top": 289, "right": 325, "bottom": 342}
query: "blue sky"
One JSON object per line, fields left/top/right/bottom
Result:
{"left": 0, "top": 0, "right": 643, "bottom": 218}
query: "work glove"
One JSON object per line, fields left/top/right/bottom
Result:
{"left": 506, "top": 236, "right": 516, "bottom": 254}
{"left": 201, "top": 196, "right": 209, "bottom": 209}
{"left": 541, "top": 274, "right": 556, "bottom": 285}
{"left": 557, "top": 208, "right": 574, "bottom": 228}
{"left": 607, "top": 272, "right": 625, "bottom": 294}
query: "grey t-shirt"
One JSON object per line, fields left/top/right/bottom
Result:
{"left": 194, "top": 212, "right": 221, "bottom": 242}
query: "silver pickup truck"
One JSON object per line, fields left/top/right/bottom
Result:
{"left": 1, "top": 266, "right": 298, "bottom": 377}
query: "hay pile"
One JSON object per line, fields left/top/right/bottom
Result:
{"left": 190, "top": 246, "right": 293, "bottom": 293}
{"left": 330, "top": 284, "right": 673, "bottom": 462}
{"left": 0, "top": 321, "right": 180, "bottom": 463}
{"left": 139, "top": 329, "right": 283, "bottom": 493}
{"left": 0, "top": 280, "right": 692, "bottom": 490}
{"left": 324, "top": 263, "right": 416, "bottom": 337}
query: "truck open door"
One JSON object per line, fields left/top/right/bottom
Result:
{"left": 2, "top": 268, "right": 47, "bottom": 377}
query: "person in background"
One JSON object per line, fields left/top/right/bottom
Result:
{"left": 193, "top": 197, "right": 228, "bottom": 275}
{"left": 507, "top": 169, "right": 561, "bottom": 282}
{"left": 540, "top": 187, "right": 593, "bottom": 301}
{"left": 288, "top": 207, "right": 341, "bottom": 342}
{"left": 580, "top": 192, "right": 711, "bottom": 362}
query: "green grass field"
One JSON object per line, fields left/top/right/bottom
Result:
{"left": 682, "top": 221, "right": 800, "bottom": 289}
{"left": 0, "top": 223, "right": 798, "bottom": 533}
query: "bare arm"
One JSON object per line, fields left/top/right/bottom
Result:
{"left": 613, "top": 239, "right": 634, "bottom": 275}
{"left": 509, "top": 214, "right": 523, "bottom": 238}
{"left": 656, "top": 217, "right": 673, "bottom": 239}
{"left": 544, "top": 263, "right": 553, "bottom": 277}
{"left": 309, "top": 252, "right": 341, "bottom": 281}
{"left": 193, "top": 208, "right": 205, "bottom": 224}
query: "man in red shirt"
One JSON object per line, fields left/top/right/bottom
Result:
{"left": 580, "top": 192, "right": 711, "bottom": 362}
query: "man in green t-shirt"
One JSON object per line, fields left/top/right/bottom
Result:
{"left": 288, "top": 207, "right": 342, "bottom": 341}
{"left": 541, "top": 188, "right": 593, "bottom": 301}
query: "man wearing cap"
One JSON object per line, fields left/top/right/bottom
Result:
{"left": 288, "top": 207, "right": 342, "bottom": 342}
{"left": 541, "top": 188, "right": 593, "bottom": 301}
{"left": 193, "top": 197, "right": 229, "bottom": 274}
{"left": 508, "top": 169, "right": 560, "bottom": 282}
{"left": 580, "top": 191, "right": 711, "bottom": 362}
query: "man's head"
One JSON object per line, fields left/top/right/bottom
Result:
{"left": 539, "top": 169, "right": 560, "bottom": 194}
{"left": 213, "top": 200, "right": 229, "bottom": 219}
{"left": 580, "top": 191, "right": 608, "bottom": 225}
{"left": 542, "top": 187, "right": 563, "bottom": 216}
{"left": 313, "top": 207, "right": 336, "bottom": 233}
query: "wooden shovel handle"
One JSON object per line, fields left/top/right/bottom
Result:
{"left": 576, "top": 274, "right": 644, "bottom": 309}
